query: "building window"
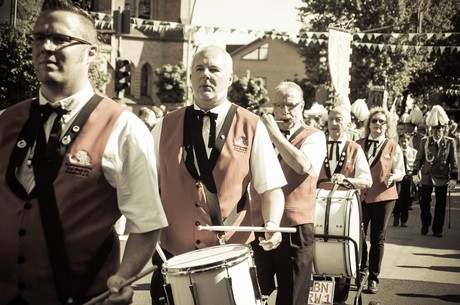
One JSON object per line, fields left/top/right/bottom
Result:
{"left": 125, "top": 0, "right": 151, "bottom": 19}
{"left": 242, "top": 43, "right": 269, "bottom": 61}
{"left": 141, "top": 64, "right": 150, "bottom": 97}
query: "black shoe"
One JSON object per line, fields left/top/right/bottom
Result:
{"left": 433, "top": 232, "right": 443, "bottom": 237}
{"left": 393, "top": 219, "right": 399, "bottom": 226}
{"left": 421, "top": 227, "right": 429, "bottom": 235}
{"left": 367, "top": 280, "right": 378, "bottom": 294}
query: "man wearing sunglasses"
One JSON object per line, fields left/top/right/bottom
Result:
{"left": 0, "top": 1, "right": 167, "bottom": 304}
{"left": 412, "top": 105, "right": 458, "bottom": 238}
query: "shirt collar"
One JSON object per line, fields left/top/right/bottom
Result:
{"left": 39, "top": 82, "right": 94, "bottom": 123}
{"left": 328, "top": 135, "right": 346, "bottom": 143}
{"left": 368, "top": 134, "right": 385, "bottom": 143}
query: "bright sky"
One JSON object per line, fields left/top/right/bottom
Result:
{"left": 191, "top": 0, "right": 304, "bottom": 46}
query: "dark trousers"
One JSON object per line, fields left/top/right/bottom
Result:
{"left": 361, "top": 200, "right": 395, "bottom": 283}
{"left": 251, "top": 223, "right": 314, "bottom": 305}
{"left": 394, "top": 179, "right": 413, "bottom": 224}
{"left": 419, "top": 184, "right": 448, "bottom": 234}
{"left": 150, "top": 248, "right": 174, "bottom": 305}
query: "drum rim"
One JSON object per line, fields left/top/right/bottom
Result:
{"left": 162, "top": 244, "right": 252, "bottom": 276}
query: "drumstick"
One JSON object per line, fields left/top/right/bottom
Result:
{"left": 82, "top": 265, "right": 158, "bottom": 305}
{"left": 197, "top": 225, "right": 296, "bottom": 233}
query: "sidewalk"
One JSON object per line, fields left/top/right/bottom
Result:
{"left": 124, "top": 187, "right": 460, "bottom": 305}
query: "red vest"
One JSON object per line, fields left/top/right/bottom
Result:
{"left": 318, "top": 140, "right": 361, "bottom": 190}
{"left": 251, "top": 124, "right": 320, "bottom": 227}
{"left": 356, "top": 138, "right": 399, "bottom": 203}
{"left": 0, "top": 97, "right": 123, "bottom": 304}
{"left": 159, "top": 106, "right": 259, "bottom": 256}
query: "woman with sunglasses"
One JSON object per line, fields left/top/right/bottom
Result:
{"left": 356, "top": 107, "right": 405, "bottom": 294}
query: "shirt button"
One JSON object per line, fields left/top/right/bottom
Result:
{"left": 195, "top": 221, "right": 200, "bottom": 226}
{"left": 18, "top": 229, "right": 26, "bottom": 236}
{"left": 24, "top": 202, "right": 32, "bottom": 209}
{"left": 195, "top": 202, "right": 201, "bottom": 207}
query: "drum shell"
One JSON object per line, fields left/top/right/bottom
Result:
{"left": 162, "top": 244, "right": 262, "bottom": 305}
{"left": 313, "top": 188, "right": 361, "bottom": 277}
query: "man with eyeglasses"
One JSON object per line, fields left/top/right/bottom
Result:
{"left": 250, "top": 81, "right": 326, "bottom": 305}
{"left": 412, "top": 105, "right": 458, "bottom": 238}
{"left": 0, "top": 1, "right": 167, "bottom": 304}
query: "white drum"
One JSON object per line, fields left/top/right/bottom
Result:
{"left": 313, "top": 188, "right": 361, "bottom": 277}
{"left": 162, "top": 244, "right": 263, "bottom": 305}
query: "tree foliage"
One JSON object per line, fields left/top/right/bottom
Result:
{"left": 298, "top": 0, "right": 460, "bottom": 107}
{"left": 0, "top": 0, "right": 110, "bottom": 110}
{"left": 0, "top": 0, "right": 41, "bottom": 109}
{"left": 228, "top": 76, "right": 269, "bottom": 109}
{"left": 154, "top": 63, "right": 187, "bottom": 104}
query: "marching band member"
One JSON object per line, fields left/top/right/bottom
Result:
{"left": 412, "top": 105, "right": 458, "bottom": 237}
{"left": 150, "top": 45, "right": 286, "bottom": 304}
{"left": 0, "top": 1, "right": 168, "bottom": 304}
{"left": 251, "top": 81, "right": 326, "bottom": 305}
{"left": 393, "top": 133, "right": 418, "bottom": 227}
{"left": 357, "top": 107, "right": 405, "bottom": 294}
{"left": 317, "top": 106, "right": 372, "bottom": 304}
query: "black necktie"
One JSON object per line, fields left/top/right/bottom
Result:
{"left": 281, "top": 129, "right": 290, "bottom": 139}
{"left": 194, "top": 110, "right": 218, "bottom": 148}
{"left": 368, "top": 139, "right": 379, "bottom": 157}
{"left": 327, "top": 140, "right": 341, "bottom": 160}
{"left": 403, "top": 149, "right": 408, "bottom": 172}
{"left": 39, "top": 104, "right": 68, "bottom": 158}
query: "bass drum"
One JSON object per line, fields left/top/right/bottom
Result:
{"left": 162, "top": 244, "right": 263, "bottom": 305}
{"left": 313, "top": 187, "right": 362, "bottom": 277}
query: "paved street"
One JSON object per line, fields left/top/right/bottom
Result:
{"left": 123, "top": 188, "right": 460, "bottom": 305}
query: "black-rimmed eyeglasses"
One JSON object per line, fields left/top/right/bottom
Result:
{"left": 273, "top": 102, "right": 301, "bottom": 111}
{"left": 30, "top": 33, "right": 92, "bottom": 47}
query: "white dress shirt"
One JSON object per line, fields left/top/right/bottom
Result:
{"left": 152, "top": 100, "right": 287, "bottom": 194}
{"left": 366, "top": 135, "right": 405, "bottom": 181}
{"left": 284, "top": 122, "right": 326, "bottom": 178}
{"left": 3, "top": 83, "right": 168, "bottom": 233}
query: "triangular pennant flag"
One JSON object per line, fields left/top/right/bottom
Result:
{"left": 391, "top": 33, "right": 400, "bottom": 39}
{"left": 374, "top": 33, "right": 382, "bottom": 39}
{"left": 357, "top": 33, "right": 365, "bottom": 40}
{"left": 390, "top": 45, "right": 396, "bottom": 52}
{"left": 445, "top": 33, "right": 452, "bottom": 39}
{"left": 440, "top": 46, "right": 446, "bottom": 54}
{"left": 435, "top": 33, "right": 443, "bottom": 40}
{"left": 408, "top": 33, "right": 416, "bottom": 41}
{"left": 366, "top": 33, "right": 373, "bottom": 40}
{"left": 426, "top": 33, "right": 434, "bottom": 40}
{"left": 402, "top": 45, "right": 409, "bottom": 52}
{"left": 415, "top": 46, "right": 421, "bottom": 53}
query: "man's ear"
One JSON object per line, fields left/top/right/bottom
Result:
{"left": 87, "top": 45, "right": 98, "bottom": 62}
{"left": 228, "top": 73, "right": 233, "bottom": 86}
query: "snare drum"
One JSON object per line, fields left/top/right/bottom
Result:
{"left": 162, "top": 244, "right": 263, "bottom": 305}
{"left": 313, "top": 188, "right": 361, "bottom": 277}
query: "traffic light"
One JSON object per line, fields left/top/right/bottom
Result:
{"left": 115, "top": 59, "right": 131, "bottom": 93}
{"left": 113, "top": 10, "right": 131, "bottom": 35}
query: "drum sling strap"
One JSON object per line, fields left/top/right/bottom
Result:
{"left": 181, "top": 105, "right": 245, "bottom": 305}
{"left": 31, "top": 95, "right": 115, "bottom": 304}
{"left": 183, "top": 104, "right": 247, "bottom": 234}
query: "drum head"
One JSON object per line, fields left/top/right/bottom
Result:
{"left": 163, "top": 244, "right": 250, "bottom": 272}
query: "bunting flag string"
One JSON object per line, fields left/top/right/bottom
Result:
{"left": 89, "top": 11, "right": 460, "bottom": 53}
